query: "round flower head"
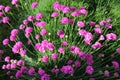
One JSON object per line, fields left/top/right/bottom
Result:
{"left": 31, "top": 2, "right": 38, "bottom": 9}
{"left": 78, "top": 8, "right": 88, "bottom": 15}
{"left": 67, "top": 60, "right": 73, "bottom": 64}
{"left": 58, "top": 47, "right": 65, "bottom": 53}
{"left": 2, "top": 17, "right": 9, "bottom": 23}
{"left": 4, "top": 6, "right": 11, "bottom": 12}
{"left": 41, "top": 74, "right": 50, "bottom": 80}
{"left": 74, "top": 61, "right": 81, "bottom": 67}
{"left": 99, "top": 20, "right": 106, "bottom": 26}
{"left": 11, "top": 63, "right": 16, "bottom": 69}
{"left": 40, "top": 29, "right": 47, "bottom": 36}
{"left": 27, "top": 16, "right": 34, "bottom": 22}
{"left": 20, "top": 66, "right": 28, "bottom": 73}
{"left": 86, "top": 66, "right": 94, "bottom": 75}
{"left": 2, "top": 65, "right": 6, "bottom": 69}
{"left": 17, "top": 60, "right": 24, "bottom": 66}
{"left": 116, "top": 48, "right": 120, "bottom": 54}
{"left": 51, "top": 53, "right": 58, "bottom": 60}
{"left": 94, "top": 27, "right": 102, "bottom": 34}
{"left": 35, "top": 34, "right": 40, "bottom": 39}
{"left": 6, "top": 64, "right": 11, "bottom": 69}
{"left": 28, "top": 67, "right": 35, "bottom": 75}
{"left": 11, "top": 0, "right": 18, "bottom": 5}
{"left": 62, "top": 41, "right": 68, "bottom": 47}
{"left": 61, "top": 65, "right": 74, "bottom": 74}
{"left": 51, "top": 12, "right": 59, "bottom": 17}
{"left": 104, "top": 70, "right": 110, "bottom": 77}
{"left": 70, "top": 6, "right": 76, "bottom": 11}
{"left": 10, "top": 35, "right": 17, "bottom": 41}
{"left": 38, "top": 21, "right": 46, "bottom": 28}
{"left": 77, "top": 21, "right": 85, "bottom": 28}
{"left": 38, "top": 69, "right": 45, "bottom": 75}
{"left": 11, "top": 29, "right": 19, "bottom": 36}
{"left": 89, "top": 21, "right": 96, "bottom": 27}
{"left": 20, "top": 49, "right": 27, "bottom": 57}
{"left": 0, "top": 5, "right": 5, "bottom": 10}
{"left": 112, "top": 61, "right": 119, "bottom": 69}
{"left": 71, "top": 11, "right": 79, "bottom": 17}
{"left": 3, "top": 38, "right": 9, "bottom": 45}
{"left": 62, "top": 6, "right": 70, "bottom": 13}
{"left": 15, "top": 70, "right": 22, "bottom": 79}
{"left": 106, "top": 18, "right": 111, "bottom": 22}
{"left": 105, "top": 24, "right": 112, "bottom": 29}
{"left": 51, "top": 68, "right": 59, "bottom": 73}
{"left": 57, "top": 30, "right": 65, "bottom": 38}
{"left": 42, "top": 55, "right": 49, "bottom": 62}
{"left": 4, "top": 56, "right": 10, "bottom": 62}
{"left": 106, "top": 33, "right": 117, "bottom": 40}
{"left": 99, "top": 35, "right": 105, "bottom": 40}
{"left": 23, "top": 19, "right": 28, "bottom": 25}
{"left": 78, "top": 29, "right": 87, "bottom": 36}
{"left": 19, "top": 24, "right": 25, "bottom": 30}
{"left": 61, "top": 17, "right": 69, "bottom": 24}
{"left": 68, "top": 19, "right": 74, "bottom": 24}
{"left": 0, "top": 12, "right": 3, "bottom": 17}
{"left": 114, "top": 72, "right": 119, "bottom": 77}
{"left": 25, "top": 27, "right": 33, "bottom": 34}
{"left": 36, "top": 13, "right": 43, "bottom": 20}
{"left": 53, "top": 1, "right": 61, "bottom": 10}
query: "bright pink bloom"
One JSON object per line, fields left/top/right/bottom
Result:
{"left": 28, "top": 67, "right": 35, "bottom": 75}
{"left": 11, "top": 29, "right": 19, "bottom": 36}
{"left": 61, "top": 17, "right": 69, "bottom": 24}
{"left": 40, "top": 29, "right": 47, "bottom": 36}
{"left": 99, "top": 35, "right": 105, "bottom": 40}
{"left": 61, "top": 65, "right": 74, "bottom": 74}
{"left": 105, "top": 24, "right": 112, "bottom": 29}
{"left": 51, "top": 12, "right": 59, "bottom": 17}
{"left": 74, "top": 61, "right": 81, "bottom": 67}
{"left": 86, "top": 66, "right": 94, "bottom": 75}
{"left": 42, "top": 56, "right": 49, "bottom": 62}
{"left": 62, "top": 6, "right": 70, "bottom": 13}
{"left": 31, "top": 2, "right": 38, "bottom": 9}
{"left": 51, "top": 53, "right": 58, "bottom": 60}
{"left": 20, "top": 49, "right": 27, "bottom": 57}
{"left": 36, "top": 13, "right": 43, "bottom": 20}
{"left": 62, "top": 41, "right": 68, "bottom": 46}
{"left": 78, "top": 29, "right": 87, "bottom": 36}
{"left": 112, "top": 61, "right": 119, "bottom": 69}
{"left": 94, "top": 27, "right": 102, "bottom": 34}
{"left": 19, "top": 24, "right": 25, "bottom": 30}
{"left": 71, "top": 11, "right": 79, "bottom": 17}
{"left": 70, "top": 6, "right": 76, "bottom": 11}
{"left": 0, "top": 5, "right": 5, "bottom": 10}
{"left": 25, "top": 27, "right": 33, "bottom": 34}
{"left": 3, "top": 38, "right": 9, "bottom": 45}
{"left": 106, "top": 33, "right": 117, "bottom": 40}
{"left": 28, "top": 16, "right": 34, "bottom": 21}
{"left": 89, "top": 21, "right": 96, "bottom": 27}
{"left": 17, "top": 60, "right": 24, "bottom": 66}
{"left": 5, "top": 6, "right": 11, "bottom": 12}
{"left": 53, "top": 1, "right": 61, "bottom": 10}
{"left": 57, "top": 30, "right": 65, "bottom": 38}
{"left": 77, "top": 21, "right": 85, "bottom": 28}
{"left": 38, "top": 69, "right": 45, "bottom": 75}
{"left": 4, "top": 56, "right": 10, "bottom": 62}
{"left": 15, "top": 70, "right": 22, "bottom": 79}
{"left": 99, "top": 20, "right": 106, "bottom": 26}
{"left": 92, "top": 42, "right": 102, "bottom": 49}
{"left": 58, "top": 47, "right": 65, "bottom": 53}
{"left": 116, "top": 48, "right": 120, "bottom": 54}
{"left": 41, "top": 74, "right": 50, "bottom": 80}
{"left": 2, "top": 17, "right": 9, "bottom": 23}
{"left": 11, "top": 0, "right": 18, "bottom": 5}
{"left": 23, "top": 19, "right": 28, "bottom": 25}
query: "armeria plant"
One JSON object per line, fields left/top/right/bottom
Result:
{"left": 0, "top": 0, "right": 120, "bottom": 80}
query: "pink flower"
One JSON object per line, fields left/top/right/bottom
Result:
{"left": 25, "top": 27, "right": 33, "bottom": 34}
{"left": 67, "top": 60, "right": 73, "bottom": 64}
{"left": 11, "top": 0, "right": 18, "bottom": 5}
{"left": 105, "top": 24, "right": 112, "bottom": 29}
{"left": 78, "top": 8, "right": 88, "bottom": 15}
{"left": 62, "top": 6, "right": 70, "bottom": 13}
{"left": 89, "top": 21, "right": 96, "bottom": 27}
{"left": 36, "top": 13, "right": 43, "bottom": 20}
{"left": 51, "top": 53, "right": 58, "bottom": 60}
{"left": 112, "top": 61, "right": 119, "bottom": 69}
{"left": 99, "top": 20, "right": 106, "bottom": 26}
{"left": 11, "top": 63, "right": 16, "bottom": 69}
{"left": 78, "top": 29, "right": 87, "bottom": 36}
{"left": 57, "top": 30, "right": 65, "bottom": 38}
{"left": 42, "top": 56, "right": 49, "bottom": 62}
{"left": 51, "top": 68, "right": 59, "bottom": 73}
{"left": 40, "top": 29, "right": 47, "bottom": 36}
{"left": 114, "top": 72, "right": 119, "bottom": 77}
{"left": 38, "top": 69, "right": 45, "bottom": 75}
{"left": 70, "top": 6, "right": 76, "bottom": 11}
{"left": 106, "top": 18, "right": 111, "bottom": 22}
{"left": 41, "top": 74, "right": 50, "bottom": 80}
{"left": 20, "top": 66, "right": 28, "bottom": 73}
{"left": 35, "top": 34, "right": 40, "bottom": 39}
{"left": 58, "top": 47, "right": 65, "bottom": 53}
{"left": 53, "top": 1, "right": 61, "bottom": 10}
{"left": 104, "top": 70, "right": 110, "bottom": 77}
{"left": 4, "top": 56, "right": 10, "bottom": 62}
{"left": 84, "top": 32, "right": 93, "bottom": 45}
{"left": 28, "top": 67, "right": 35, "bottom": 75}
{"left": 68, "top": 19, "right": 74, "bottom": 24}
{"left": 62, "top": 41, "right": 68, "bottom": 47}
{"left": 99, "top": 35, "right": 105, "bottom": 40}
{"left": 38, "top": 21, "right": 46, "bottom": 28}
{"left": 19, "top": 24, "right": 25, "bottom": 30}
{"left": 4, "top": 6, "right": 11, "bottom": 12}
{"left": 70, "top": 46, "right": 80, "bottom": 54}
{"left": 17, "top": 60, "right": 24, "bottom": 66}
{"left": 0, "top": 12, "right": 3, "bottom": 17}
{"left": 0, "top": 5, "right": 5, "bottom": 10}
{"left": 51, "top": 12, "right": 59, "bottom": 17}
{"left": 92, "top": 42, "right": 102, "bottom": 49}
{"left": 3, "top": 38, "right": 9, "bottom": 45}
{"left": 20, "top": 49, "right": 27, "bottom": 57}
{"left": 31, "top": 2, "right": 38, "bottom": 9}
{"left": 74, "top": 61, "right": 81, "bottom": 67}
{"left": 23, "top": 19, "right": 28, "bottom": 25}
{"left": 116, "top": 48, "right": 120, "bottom": 54}
{"left": 71, "top": 11, "right": 79, "bottom": 17}
{"left": 61, "top": 65, "right": 74, "bottom": 74}
{"left": 2, "top": 65, "right": 6, "bottom": 69}
{"left": 77, "top": 21, "right": 85, "bottom": 28}
{"left": 86, "top": 66, "right": 94, "bottom": 75}
{"left": 6, "top": 64, "right": 11, "bottom": 69}
{"left": 15, "top": 70, "right": 22, "bottom": 79}
{"left": 106, "top": 33, "right": 117, "bottom": 40}
{"left": 94, "top": 27, "right": 102, "bottom": 34}
{"left": 61, "top": 17, "right": 69, "bottom": 24}
{"left": 11, "top": 29, "right": 19, "bottom": 36}
{"left": 78, "top": 52, "right": 86, "bottom": 60}
{"left": 27, "top": 16, "right": 34, "bottom": 21}
{"left": 2, "top": 17, "right": 9, "bottom": 23}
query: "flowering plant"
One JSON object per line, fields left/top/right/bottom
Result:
{"left": 0, "top": 0, "right": 120, "bottom": 80}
